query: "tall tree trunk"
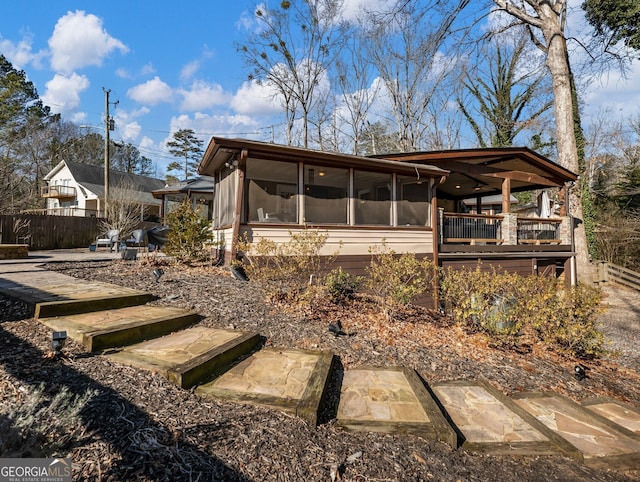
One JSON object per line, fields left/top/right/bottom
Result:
{"left": 542, "top": 21, "right": 590, "bottom": 281}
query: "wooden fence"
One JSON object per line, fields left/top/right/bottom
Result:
{"left": 0, "top": 214, "right": 104, "bottom": 250}
{"left": 594, "top": 261, "right": 640, "bottom": 292}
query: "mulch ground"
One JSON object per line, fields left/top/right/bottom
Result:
{"left": 1, "top": 257, "right": 639, "bottom": 481}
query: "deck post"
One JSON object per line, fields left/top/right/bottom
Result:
{"left": 501, "top": 213, "right": 518, "bottom": 245}
{"left": 559, "top": 216, "right": 571, "bottom": 245}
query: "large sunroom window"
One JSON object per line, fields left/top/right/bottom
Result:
{"left": 397, "top": 175, "right": 430, "bottom": 226}
{"left": 354, "top": 170, "right": 391, "bottom": 225}
{"left": 304, "top": 165, "right": 348, "bottom": 224}
{"left": 246, "top": 158, "right": 298, "bottom": 223}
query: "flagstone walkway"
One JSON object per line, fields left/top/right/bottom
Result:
{"left": 1, "top": 250, "right": 639, "bottom": 471}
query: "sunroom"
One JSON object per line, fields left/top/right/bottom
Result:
{"left": 198, "top": 137, "right": 448, "bottom": 268}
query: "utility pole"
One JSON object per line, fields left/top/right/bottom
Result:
{"left": 103, "top": 87, "right": 118, "bottom": 217}
{"left": 103, "top": 88, "right": 110, "bottom": 217}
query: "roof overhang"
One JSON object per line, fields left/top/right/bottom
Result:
{"left": 373, "top": 147, "right": 578, "bottom": 200}
{"left": 152, "top": 176, "right": 215, "bottom": 199}
{"left": 198, "top": 137, "right": 449, "bottom": 180}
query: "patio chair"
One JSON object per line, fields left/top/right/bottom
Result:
{"left": 127, "top": 229, "right": 146, "bottom": 250}
{"left": 96, "top": 229, "right": 120, "bottom": 252}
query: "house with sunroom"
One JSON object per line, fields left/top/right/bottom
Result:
{"left": 198, "top": 137, "right": 578, "bottom": 301}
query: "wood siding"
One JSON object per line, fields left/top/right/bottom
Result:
{"left": 238, "top": 225, "right": 433, "bottom": 257}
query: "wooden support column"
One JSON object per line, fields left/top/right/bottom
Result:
{"left": 431, "top": 181, "right": 440, "bottom": 310}
{"left": 230, "top": 149, "right": 248, "bottom": 260}
{"left": 501, "top": 177, "right": 511, "bottom": 213}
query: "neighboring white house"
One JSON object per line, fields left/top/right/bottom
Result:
{"left": 41, "top": 160, "right": 165, "bottom": 219}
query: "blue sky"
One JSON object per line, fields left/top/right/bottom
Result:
{"left": 1, "top": 0, "right": 639, "bottom": 176}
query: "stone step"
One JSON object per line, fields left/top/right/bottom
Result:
{"left": 431, "top": 380, "right": 580, "bottom": 458}
{"left": 107, "top": 326, "right": 261, "bottom": 389}
{"left": 582, "top": 396, "right": 640, "bottom": 439}
{"left": 0, "top": 270, "right": 154, "bottom": 318}
{"left": 513, "top": 392, "right": 640, "bottom": 470}
{"left": 336, "top": 367, "right": 457, "bottom": 446}
{"left": 39, "top": 305, "right": 201, "bottom": 352}
{"left": 197, "top": 348, "right": 334, "bottom": 426}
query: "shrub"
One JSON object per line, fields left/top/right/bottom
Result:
{"left": 236, "top": 228, "right": 340, "bottom": 303}
{"left": 324, "top": 267, "right": 361, "bottom": 304}
{"left": 439, "top": 265, "right": 606, "bottom": 358}
{"left": 0, "top": 384, "right": 95, "bottom": 457}
{"left": 164, "top": 199, "right": 213, "bottom": 264}
{"left": 439, "top": 266, "right": 523, "bottom": 339}
{"left": 523, "top": 281, "right": 605, "bottom": 358}
{"left": 365, "top": 244, "right": 435, "bottom": 321}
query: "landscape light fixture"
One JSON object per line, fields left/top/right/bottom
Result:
{"left": 328, "top": 320, "right": 347, "bottom": 337}
{"left": 52, "top": 331, "right": 67, "bottom": 352}
{"left": 574, "top": 364, "right": 587, "bottom": 381}
{"left": 153, "top": 268, "right": 164, "bottom": 283}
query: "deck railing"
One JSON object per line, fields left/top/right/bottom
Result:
{"left": 517, "top": 217, "right": 561, "bottom": 245}
{"left": 440, "top": 212, "right": 503, "bottom": 244}
{"left": 440, "top": 212, "right": 566, "bottom": 246}
{"left": 41, "top": 185, "right": 76, "bottom": 199}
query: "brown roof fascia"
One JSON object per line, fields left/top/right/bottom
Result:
{"left": 198, "top": 137, "right": 449, "bottom": 179}
{"left": 374, "top": 147, "right": 578, "bottom": 182}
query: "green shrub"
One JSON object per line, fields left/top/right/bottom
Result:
{"left": 236, "top": 228, "right": 340, "bottom": 302}
{"left": 324, "top": 267, "right": 361, "bottom": 304}
{"left": 365, "top": 243, "right": 435, "bottom": 321}
{"left": 439, "top": 266, "right": 606, "bottom": 358}
{"left": 164, "top": 199, "right": 213, "bottom": 264}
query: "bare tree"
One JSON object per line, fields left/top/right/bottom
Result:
{"left": 363, "top": 0, "right": 470, "bottom": 152}
{"left": 333, "top": 36, "right": 380, "bottom": 155}
{"left": 98, "top": 179, "right": 145, "bottom": 241}
{"left": 239, "top": 0, "right": 347, "bottom": 148}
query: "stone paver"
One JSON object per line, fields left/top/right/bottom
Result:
{"left": 107, "top": 326, "right": 260, "bottom": 388}
{"left": 197, "top": 348, "right": 333, "bottom": 425}
{"left": 432, "top": 381, "right": 580, "bottom": 457}
{"left": 39, "top": 305, "right": 200, "bottom": 351}
{"left": 514, "top": 392, "right": 640, "bottom": 470}
{"left": 582, "top": 397, "right": 640, "bottom": 437}
{"left": 2, "top": 249, "right": 640, "bottom": 467}
{"left": 337, "top": 367, "right": 456, "bottom": 445}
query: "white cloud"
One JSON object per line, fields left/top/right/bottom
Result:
{"left": 179, "top": 47, "right": 214, "bottom": 82}
{"left": 0, "top": 34, "right": 47, "bottom": 69}
{"left": 116, "top": 62, "right": 155, "bottom": 79}
{"left": 115, "top": 67, "right": 131, "bottom": 79}
{"left": 41, "top": 72, "right": 90, "bottom": 116}
{"left": 178, "top": 80, "right": 230, "bottom": 111}
{"left": 230, "top": 79, "right": 281, "bottom": 115}
{"left": 48, "top": 10, "right": 128, "bottom": 73}
{"left": 168, "top": 113, "right": 260, "bottom": 142}
{"left": 120, "top": 121, "right": 142, "bottom": 141}
{"left": 339, "top": 0, "right": 396, "bottom": 23}
{"left": 180, "top": 60, "right": 200, "bottom": 82}
{"left": 127, "top": 76, "right": 174, "bottom": 105}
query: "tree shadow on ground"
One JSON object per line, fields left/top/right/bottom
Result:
{"left": 0, "top": 325, "right": 251, "bottom": 482}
